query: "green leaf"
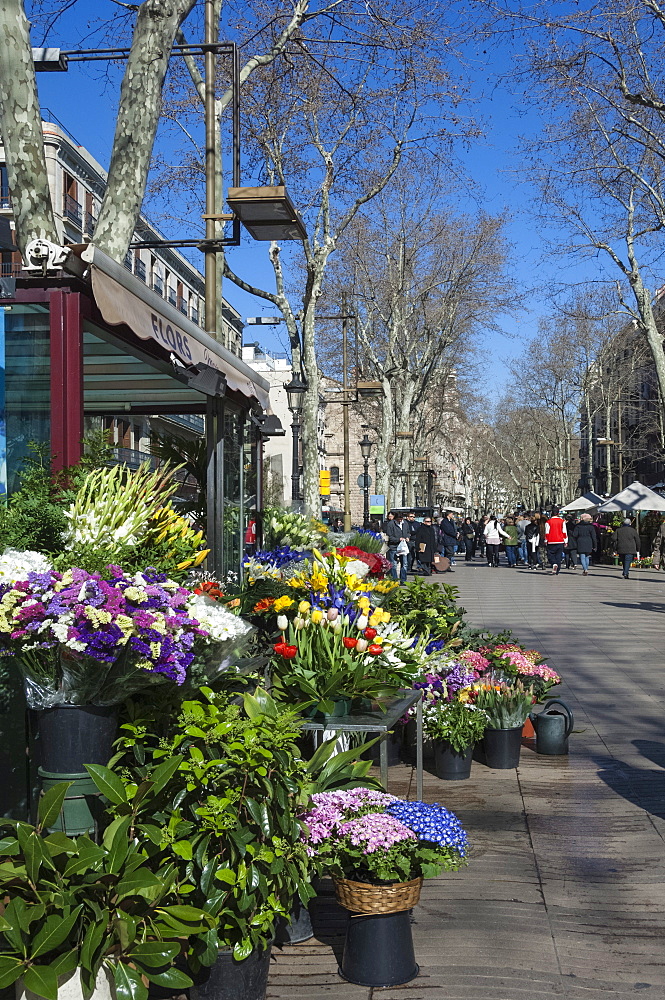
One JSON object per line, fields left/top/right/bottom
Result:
{"left": 115, "top": 868, "right": 162, "bottom": 897}
{"left": 145, "top": 967, "right": 193, "bottom": 989}
{"left": 37, "top": 782, "right": 72, "bottom": 832}
{"left": 31, "top": 907, "right": 82, "bottom": 959}
{"left": 244, "top": 798, "right": 271, "bottom": 837}
{"left": 0, "top": 956, "right": 24, "bottom": 989}
{"left": 106, "top": 817, "right": 131, "bottom": 874}
{"left": 80, "top": 912, "right": 107, "bottom": 975}
{"left": 214, "top": 868, "right": 236, "bottom": 885}
{"left": 148, "top": 756, "right": 182, "bottom": 795}
{"left": 22, "top": 964, "right": 58, "bottom": 1000}
{"left": 113, "top": 962, "right": 147, "bottom": 1000}
{"left": 84, "top": 764, "right": 127, "bottom": 806}
{"left": 0, "top": 836, "right": 19, "bottom": 856}
{"left": 127, "top": 943, "right": 178, "bottom": 970}
{"left": 50, "top": 950, "right": 78, "bottom": 980}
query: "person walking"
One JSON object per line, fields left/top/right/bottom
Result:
{"left": 384, "top": 511, "right": 410, "bottom": 584}
{"left": 484, "top": 515, "right": 509, "bottom": 567}
{"left": 525, "top": 514, "right": 542, "bottom": 569}
{"left": 651, "top": 517, "right": 665, "bottom": 571}
{"left": 545, "top": 507, "right": 568, "bottom": 575}
{"left": 439, "top": 511, "right": 459, "bottom": 567}
{"left": 476, "top": 515, "right": 489, "bottom": 558}
{"left": 573, "top": 513, "right": 597, "bottom": 575}
{"left": 405, "top": 511, "right": 418, "bottom": 573}
{"left": 503, "top": 517, "right": 520, "bottom": 567}
{"left": 413, "top": 516, "right": 438, "bottom": 575}
{"left": 564, "top": 517, "right": 578, "bottom": 569}
{"left": 516, "top": 513, "right": 530, "bottom": 564}
{"left": 460, "top": 517, "right": 477, "bottom": 562}
{"left": 613, "top": 518, "right": 641, "bottom": 579}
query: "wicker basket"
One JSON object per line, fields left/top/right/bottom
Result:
{"left": 334, "top": 876, "right": 423, "bottom": 914}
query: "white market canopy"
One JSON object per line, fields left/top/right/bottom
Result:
{"left": 597, "top": 481, "right": 665, "bottom": 512}
{"left": 561, "top": 491, "right": 605, "bottom": 512}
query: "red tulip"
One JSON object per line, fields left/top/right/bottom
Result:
{"left": 368, "top": 644, "right": 383, "bottom": 656}
{"left": 282, "top": 645, "right": 298, "bottom": 659}
{"left": 343, "top": 637, "right": 358, "bottom": 649}
{"left": 273, "top": 642, "right": 287, "bottom": 655}
{"left": 363, "top": 628, "right": 377, "bottom": 640}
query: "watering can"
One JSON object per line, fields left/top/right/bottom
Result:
{"left": 529, "top": 699, "right": 574, "bottom": 756}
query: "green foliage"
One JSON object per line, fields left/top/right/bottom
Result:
{"left": 151, "top": 432, "right": 207, "bottom": 523}
{"left": 385, "top": 578, "right": 465, "bottom": 642}
{"left": 472, "top": 681, "right": 535, "bottom": 728}
{"left": 263, "top": 507, "right": 327, "bottom": 551}
{"left": 346, "top": 530, "right": 383, "bottom": 554}
{"left": 93, "top": 689, "right": 314, "bottom": 962}
{"left": 0, "top": 445, "right": 69, "bottom": 555}
{"left": 423, "top": 701, "right": 490, "bottom": 752}
{"left": 0, "top": 784, "right": 214, "bottom": 1000}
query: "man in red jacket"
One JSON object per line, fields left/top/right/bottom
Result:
{"left": 545, "top": 507, "right": 568, "bottom": 575}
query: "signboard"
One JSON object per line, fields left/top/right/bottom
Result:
{"left": 369, "top": 494, "right": 385, "bottom": 515}
{"left": 357, "top": 473, "right": 372, "bottom": 489}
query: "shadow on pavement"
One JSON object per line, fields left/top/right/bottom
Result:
{"left": 594, "top": 743, "right": 665, "bottom": 821}
{"left": 599, "top": 600, "right": 665, "bottom": 613}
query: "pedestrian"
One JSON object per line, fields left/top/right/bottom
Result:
{"left": 613, "top": 517, "right": 641, "bottom": 579}
{"left": 384, "top": 510, "right": 410, "bottom": 584}
{"left": 503, "top": 517, "right": 520, "bottom": 567}
{"left": 476, "top": 514, "right": 489, "bottom": 558}
{"left": 651, "top": 517, "right": 665, "bottom": 570}
{"left": 545, "top": 507, "right": 568, "bottom": 575}
{"left": 439, "top": 511, "right": 458, "bottom": 566}
{"left": 564, "top": 517, "right": 578, "bottom": 569}
{"left": 573, "top": 513, "right": 597, "bottom": 575}
{"left": 405, "top": 511, "right": 418, "bottom": 573}
{"left": 525, "top": 514, "right": 542, "bottom": 569}
{"left": 413, "top": 516, "right": 438, "bottom": 575}
{"left": 516, "top": 512, "right": 530, "bottom": 564}
{"left": 460, "top": 516, "right": 477, "bottom": 562}
{"left": 484, "top": 515, "right": 509, "bottom": 567}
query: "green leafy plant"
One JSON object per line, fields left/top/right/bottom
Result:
{"left": 423, "top": 701, "right": 490, "bottom": 752}
{"left": 263, "top": 506, "right": 327, "bottom": 551}
{"left": 385, "top": 578, "right": 466, "bottom": 642}
{"left": 346, "top": 530, "right": 383, "bottom": 554}
{"left": 471, "top": 681, "right": 535, "bottom": 728}
{"left": 0, "top": 783, "right": 215, "bottom": 1000}
{"left": 91, "top": 689, "right": 314, "bottom": 964}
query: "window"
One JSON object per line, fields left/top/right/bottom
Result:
{"left": 84, "top": 191, "right": 96, "bottom": 236}
{"left": 0, "top": 165, "right": 9, "bottom": 209}
{"left": 63, "top": 173, "right": 82, "bottom": 226}
{"left": 330, "top": 465, "right": 340, "bottom": 484}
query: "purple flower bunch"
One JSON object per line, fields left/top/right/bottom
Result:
{"left": 442, "top": 660, "right": 478, "bottom": 701}
{"left": 0, "top": 566, "right": 214, "bottom": 705}
{"left": 300, "top": 787, "right": 468, "bottom": 881}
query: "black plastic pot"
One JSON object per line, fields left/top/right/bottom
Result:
{"left": 275, "top": 900, "right": 314, "bottom": 945}
{"left": 339, "top": 910, "right": 418, "bottom": 987}
{"left": 402, "top": 719, "right": 434, "bottom": 762}
{"left": 433, "top": 741, "right": 473, "bottom": 780}
{"left": 363, "top": 728, "right": 403, "bottom": 766}
{"left": 38, "top": 768, "right": 106, "bottom": 835}
{"left": 481, "top": 725, "right": 523, "bottom": 769}
{"left": 192, "top": 946, "right": 272, "bottom": 1000}
{"left": 36, "top": 705, "right": 118, "bottom": 773}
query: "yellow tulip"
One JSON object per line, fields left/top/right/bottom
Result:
{"left": 310, "top": 608, "right": 323, "bottom": 624}
{"left": 177, "top": 559, "right": 193, "bottom": 570}
{"left": 298, "top": 600, "right": 311, "bottom": 613}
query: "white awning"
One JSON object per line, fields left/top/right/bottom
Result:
{"left": 597, "top": 481, "right": 665, "bottom": 512}
{"left": 73, "top": 245, "right": 270, "bottom": 409}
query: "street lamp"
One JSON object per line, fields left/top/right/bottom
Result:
{"left": 284, "top": 372, "right": 307, "bottom": 509}
{"left": 359, "top": 433, "right": 373, "bottom": 527}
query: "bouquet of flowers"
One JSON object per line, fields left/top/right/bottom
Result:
{"left": 423, "top": 700, "right": 490, "bottom": 752}
{"left": 478, "top": 643, "right": 560, "bottom": 699}
{"left": 263, "top": 507, "right": 328, "bottom": 551}
{"left": 300, "top": 788, "right": 468, "bottom": 883}
{"left": 0, "top": 566, "right": 253, "bottom": 708}
{"left": 463, "top": 680, "right": 535, "bottom": 729}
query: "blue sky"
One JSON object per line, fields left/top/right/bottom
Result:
{"left": 29, "top": 2, "right": 613, "bottom": 392}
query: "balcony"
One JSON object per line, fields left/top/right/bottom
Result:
{"left": 152, "top": 275, "right": 163, "bottom": 296}
{"left": 124, "top": 252, "right": 132, "bottom": 271}
{"left": 134, "top": 258, "right": 146, "bottom": 282}
{"left": 0, "top": 193, "right": 10, "bottom": 210}
{"left": 167, "top": 288, "right": 177, "bottom": 307}
{"left": 1, "top": 262, "right": 21, "bottom": 277}
{"left": 111, "top": 447, "right": 158, "bottom": 471}
{"left": 84, "top": 212, "right": 97, "bottom": 236}
{"left": 177, "top": 295, "right": 188, "bottom": 316}
{"left": 63, "top": 194, "right": 82, "bottom": 227}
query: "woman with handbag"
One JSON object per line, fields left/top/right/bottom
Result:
{"left": 483, "top": 515, "right": 509, "bottom": 568}
{"left": 413, "top": 517, "right": 438, "bottom": 575}
{"left": 461, "top": 517, "right": 477, "bottom": 561}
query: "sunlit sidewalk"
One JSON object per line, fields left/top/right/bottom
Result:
{"left": 267, "top": 561, "right": 665, "bottom": 1000}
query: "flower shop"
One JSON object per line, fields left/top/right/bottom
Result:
{"left": 0, "top": 384, "right": 568, "bottom": 997}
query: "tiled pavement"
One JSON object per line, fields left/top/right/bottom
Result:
{"left": 267, "top": 561, "right": 665, "bottom": 999}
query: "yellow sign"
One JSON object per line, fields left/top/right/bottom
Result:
{"left": 319, "top": 470, "right": 331, "bottom": 495}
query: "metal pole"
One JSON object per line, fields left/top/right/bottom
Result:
{"left": 342, "top": 310, "right": 351, "bottom": 531}
{"left": 291, "top": 415, "right": 300, "bottom": 509}
{"left": 204, "top": 0, "right": 217, "bottom": 337}
{"left": 363, "top": 455, "right": 370, "bottom": 527}
{"left": 618, "top": 399, "right": 624, "bottom": 490}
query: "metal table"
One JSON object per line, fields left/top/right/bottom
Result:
{"left": 302, "top": 690, "right": 423, "bottom": 798}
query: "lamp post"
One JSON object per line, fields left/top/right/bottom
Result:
{"left": 359, "top": 433, "right": 373, "bottom": 527}
{"left": 284, "top": 372, "right": 307, "bottom": 510}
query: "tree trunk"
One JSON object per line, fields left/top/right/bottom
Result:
{"left": 0, "top": 0, "right": 57, "bottom": 253}
{"left": 93, "top": 0, "right": 196, "bottom": 261}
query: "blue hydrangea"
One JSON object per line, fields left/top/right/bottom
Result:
{"left": 386, "top": 800, "right": 468, "bottom": 857}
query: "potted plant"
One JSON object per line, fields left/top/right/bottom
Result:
{"left": 300, "top": 788, "right": 467, "bottom": 987}
{"left": 0, "top": 782, "right": 215, "bottom": 1000}
{"left": 423, "top": 700, "right": 490, "bottom": 779}
{"left": 468, "top": 681, "right": 535, "bottom": 769}
{"left": 86, "top": 689, "right": 316, "bottom": 1000}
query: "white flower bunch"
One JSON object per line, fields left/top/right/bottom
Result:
{"left": 187, "top": 593, "right": 252, "bottom": 644}
{"left": 266, "top": 508, "right": 326, "bottom": 551}
{"left": 342, "top": 559, "right": 370, "bottom": 579}
{"left": 0, "top": 548, "right": 52, "bottom": 584}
